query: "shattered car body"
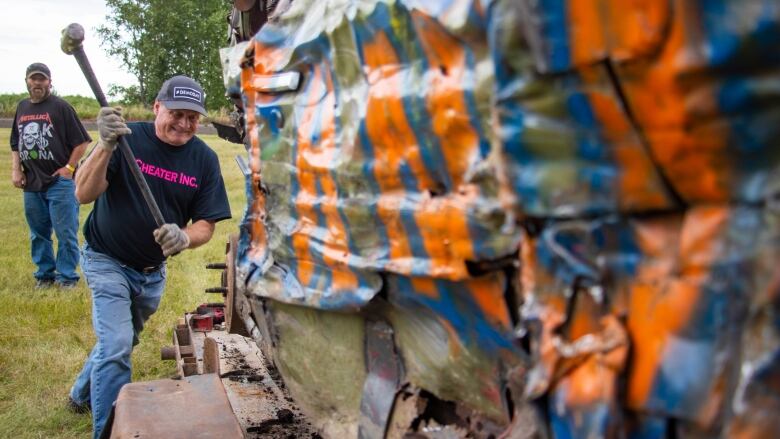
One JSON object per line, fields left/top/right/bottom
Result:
{"left": 220, "top": 0, "right": 780, "bottom": 437}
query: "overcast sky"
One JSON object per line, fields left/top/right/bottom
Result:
{"left": 0, "top": 0, "right": 136, "bottom": 98}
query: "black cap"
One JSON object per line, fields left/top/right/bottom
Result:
{"left": 156, "top": 75, "right": 207, "bottom": 116}
{"left": 26, "top": 63, "right": 51, "bottom": 80}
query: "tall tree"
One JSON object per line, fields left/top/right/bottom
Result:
{"left": 98, "top": 0, "right": 230, "bottom": 111}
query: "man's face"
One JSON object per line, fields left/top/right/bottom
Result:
{"left": 153, "top": 102, "right": 199, "bottom": 146}
{"left": 26, "top": 74, "right": 51, "bottom": 103}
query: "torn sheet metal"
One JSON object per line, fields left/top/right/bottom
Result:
{"left": 520, "top": 206, "right": 779, "bottom": 434}
{"left": 385, "top": 272, "right": 525, "bottom": 422}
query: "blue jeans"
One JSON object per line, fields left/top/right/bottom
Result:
{"left": 70, "top": 244, "right": 166, "bottom": 439}
{"left": 23, "top": 177, "right": 80, "bottom": 283}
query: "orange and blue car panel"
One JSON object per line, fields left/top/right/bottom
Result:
{"left": 233, "top": 0, "right": 780, "bottom": 436}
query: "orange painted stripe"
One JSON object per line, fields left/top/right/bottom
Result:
{"left": 568, "top": 0, "right": 607, "bottom": 66}
{"left": 243, "top": 43, "right": 268, "bottom": 261}
{"left": 412, "top": 12, "right": 477, "bottom": 273}
{"left": 627, "top": 207, "right": 729, "bottom": 408}
{"left": 361, "top": 30, "right": 420, "bottom": 272}
{"left": 566, "top": 290, "right": 603, "bottom": 340}
{"left": 362, "top": 31, "right": 437, "bottom": 190}
{"left": 569, "top": 0, "right": 670, "bottom": 64}
{"left": 313, "top": 66, "right": 358, "bottom": 291}
{"left": 559, "top": 357, "right": 618, "bottom": 407}
{"left": 627, "top": 281, "right": 704, "bottom": 407}
{"left": 618, "top": 1, "right": 730, "bottom": 202}
{"left": 289, "top": 63, "right": 327, "bottom": 288}
{"left": 578, "top": 67, "right": 673, "bottom": 210}
{"left": 411, "top": 277, "right": 439, "bottom": 299}
{"left": 253, "top": 42, "right": 290, "bottom": 74}
{"left": 606, "top": 0, "right": 670, "bottom": 61}
{"left": 286, "top": 63, "right": 357, "bottom": 292}
{"left": 413, "top": 196, "right": 471, "bottom": 279}
{"left": 569, "top": 0, "right": 676, "bottom": 210}
{"left": 468, "top": 274, "right": 511, "bottom": 329}
{"left": 245, "top": 40, "right": 306, "bottom": 264}
{"left": 412, "top": 12, "right": 480, "bottom": 190}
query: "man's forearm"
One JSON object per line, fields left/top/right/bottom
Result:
{"left": 11, "top": 151, "right": 25, "bottom": 188}
{"left": 184, "top": 220, "right": 216, "bottom": 249}
{"left": 11, "top": 151, "right": 22, "bottom": 171}
{"left": 74, "top": 145, "right": 112, "bottom": 203}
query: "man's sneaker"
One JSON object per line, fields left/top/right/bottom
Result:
{"left": 34, "top": 279, "right": 55, "bottom": 289}
{"left": 56, "top": 280, "right": 78, "bottom": 290}
{"left": 67, "top": 396, "right": 91, "bottom": 414}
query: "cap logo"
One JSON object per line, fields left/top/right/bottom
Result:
{"left": 173, "top": 87, "right": 202, "bottom": 102}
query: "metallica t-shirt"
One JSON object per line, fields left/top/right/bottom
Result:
{"left": 10, "top": 95, "right": 92, "bottom": 191}
{"left": 84, "top": 122, "right": 231, "bottom": 269}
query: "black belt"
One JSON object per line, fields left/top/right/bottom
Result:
{"left": 137, "top": 263, "right": 164, "bottom": 274}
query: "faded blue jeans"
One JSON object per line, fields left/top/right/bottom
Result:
{"left": 23, "top": 176, "right": 80, "bottom": 283}
{"left": 70, "top": 244, "right": 166, "bottom": 439}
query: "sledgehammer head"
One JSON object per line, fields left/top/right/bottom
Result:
{"left": 61, "top": 23, "right": 85, "bottom": 55}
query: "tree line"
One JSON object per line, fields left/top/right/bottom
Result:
{"left": 98, "top": 0, "right": 232, "bottom": 111}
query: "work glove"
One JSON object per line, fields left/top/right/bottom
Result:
{"left": 96, "top": 107, "right": 131, "bottom": 152}
{"left": 153, "top": 223, "right": 191, "bottom": 257}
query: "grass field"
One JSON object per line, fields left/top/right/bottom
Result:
{"left": 0, "top": 128, "right": 247, "bottom": 438}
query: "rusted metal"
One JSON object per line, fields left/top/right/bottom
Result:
{"left": 160, "top": 346, "right": 176, "bottom": 361}
{"left": 203, "top": 337, "right": 220, "bottom": 375}
{"left": 162, "top": 320, "right": 198, "bottom": 378}
{"left": 358, "top": 320, "right": 402, "bottom": 439}
{"left": 223, "top": 234, "right": 248, "bottom": 336}
{"left": 109, "top": 374, "right": 244, "bottom": 439}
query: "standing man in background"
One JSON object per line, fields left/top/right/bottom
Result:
{"left": 10, "top": 62, "right": 91, "bottom": 289}
{"left": 68, "top": 75, "right": 231, "bottom": 438}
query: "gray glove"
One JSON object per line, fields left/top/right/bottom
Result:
{"left": 96, "top": 107, "right": 131, "bottom": 152}
{"left": 153, "top": 223, "right": 191, "bottom": 257}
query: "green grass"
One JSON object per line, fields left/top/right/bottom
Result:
{"left": 0, "top": 128, "right": 247, "bottom": 438}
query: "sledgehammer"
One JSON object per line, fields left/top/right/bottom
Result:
{"left": 61, "top": 23, "right": 165, "bottom": 227}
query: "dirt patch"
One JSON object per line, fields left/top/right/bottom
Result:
{"left": 218, "top": 341, "right": 320, "bottom": 438}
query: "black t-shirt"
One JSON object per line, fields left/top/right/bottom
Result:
{"left": 84, "top": 122, "right": 231, "bottom": 269}
{"left": 10, "top": 95, "right": 92, "bottom": 192}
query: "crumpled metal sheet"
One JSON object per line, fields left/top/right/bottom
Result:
{"left": 494, "top": 0, "right": 780, "bottom": 215}
{"left": 521, "top": 206, "right": 779, "bottom": 435}
{"left": 237, "top": 0, "right": 519, "bottom": 309}
{"left": 229, "top": 0, "right": 780, "bottom": 437}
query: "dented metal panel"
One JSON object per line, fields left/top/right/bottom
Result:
{"left": 223, "top": 0, "right": 780, "bottom": 437}
{"left": 237, "top": 0, "right": 518, "bottom": 310}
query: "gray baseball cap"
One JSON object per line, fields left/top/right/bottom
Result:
{"left": 26, "top": 62, "right": 51, "bottom": 79}
{"left": 156, "top": 75, "right": 207, "bottom": 116}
